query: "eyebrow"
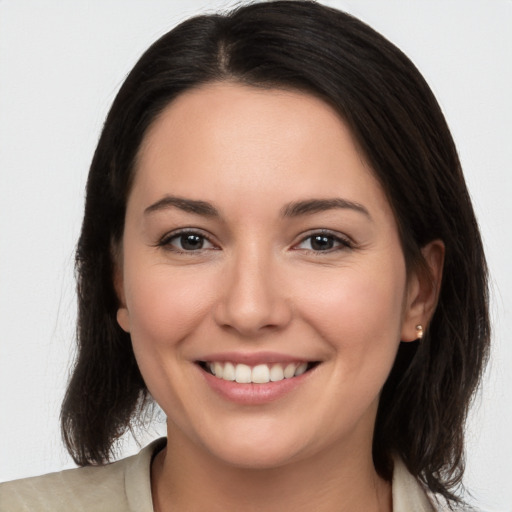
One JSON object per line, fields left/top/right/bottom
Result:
{"left": 281, "top": 198, "right": 371, "bottom": 219}
{"left": 144, "top": 195, "right": 371, "bottom": 220}
{"left": 144, "top": 196, "right": 219, "bottom": 217}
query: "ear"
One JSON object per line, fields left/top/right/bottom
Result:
{"left": 112, "top": 245, "right": 131, "bottom": 333}
{"left": 401, "top": 239, "right": 445, "bottom": 342}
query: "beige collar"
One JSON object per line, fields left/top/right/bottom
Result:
{"left": 392, "top": 458, "right": 436, "bottom": 512}
{"left": 126, "top": 440, "right": 437, "bottom": 512}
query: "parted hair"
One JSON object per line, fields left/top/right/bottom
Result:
{"left": 61, "top": 0, "right": 490, "bottom": 505}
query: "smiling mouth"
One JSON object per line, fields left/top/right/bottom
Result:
{"left": 197, "top": 361, "right": 319, "bottom": 384}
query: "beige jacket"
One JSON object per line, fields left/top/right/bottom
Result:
{"left": 0, "top": 439, "right": 436, "bottom": 511}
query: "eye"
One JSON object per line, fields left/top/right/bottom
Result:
{"left": 160, "top": 231, "right": 216, "bottom": 252}
{"left": 295, "top": 232, "right": 351, "bottom": 252}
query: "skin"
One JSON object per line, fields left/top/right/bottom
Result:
{"left": 116, "top": 82, "right": 444, "bottom": 512}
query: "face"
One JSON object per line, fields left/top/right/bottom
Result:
{"left": 117, "top": 82, "right": 423, "bottom": 469}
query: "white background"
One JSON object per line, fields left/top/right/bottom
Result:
{"left": 0, "top": 1, "right": 511, "bottom": 511}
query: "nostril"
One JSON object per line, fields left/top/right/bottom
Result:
{"left": 212, "top": 268, "right": 293, "bottom": 336}
{"left": 213, "top": 299, "right": 293, "bottom": 337}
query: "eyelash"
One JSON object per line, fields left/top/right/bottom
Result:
{"left": 157, "top": 229, "right": 217, "bottom": 254}
{"left": 156, "top": 229, "right": 353, "bottom": 254}
{"left": 293, "top": 230, "right": 353, "bottom": 253}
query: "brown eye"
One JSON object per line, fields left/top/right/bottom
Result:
{"left": 296, "top": 232, "right": 351, "bottom": 252}
{"left": 178, "top": 234, "right": 205, "bottom": 250}
{"left": 310, "top": 235, "right": 335, "bottom": 251}
{"left": 161, "top": 231, "right": 216, "bottom": 252}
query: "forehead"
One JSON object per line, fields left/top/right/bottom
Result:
{"left": 132, "top": 82, "right": 390, "bottom": 219}
{"left": 138, "top": 82, "right": 355, "bottom": 167}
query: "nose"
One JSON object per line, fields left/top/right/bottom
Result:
{"left": 213, "top": 247, "right": 293, "bottom": 337}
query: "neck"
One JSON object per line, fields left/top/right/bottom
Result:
{"left": 151, "top": 424, "right": 392, "bottom": 512}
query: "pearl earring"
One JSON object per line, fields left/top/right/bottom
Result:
{"left": 415, "top": 324, "right": 424, "bottom": 340}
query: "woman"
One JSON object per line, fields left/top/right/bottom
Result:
{"left": 0, "top": 1, "right": 490, "bottom": 510}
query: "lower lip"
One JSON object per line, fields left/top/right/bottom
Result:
{"left": 199, "top": 366, "right": 313, "bottom": 405}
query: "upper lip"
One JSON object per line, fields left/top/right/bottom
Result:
{"left": 196, "top": 351, "right": 317, "bottom": 365}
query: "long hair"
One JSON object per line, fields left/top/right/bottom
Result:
{"left": 61, "top": 1, "right": 490, "bottom": 504}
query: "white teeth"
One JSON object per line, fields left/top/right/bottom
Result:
{"left": 205, "top": 361, "right": 311, "bottom": 384}
{"left": 283, "top": 363, "right": 296, "bottom": 379}
{"left": 295, "top": 362, "right": 308, "bottom": 376}
{"left": 269, "top": 364, "right": 284, "bottom": 382}
{"left": 213, "top": 362, "right": 224, "bottom": 379}
{"left": 251, "top": 364, "right": 270, "bottom": 384}
{"left": 223, "top": 362, "right": 236, "bottom": 381}
{"left": 235, "top": 363, "right": 252, "bottom": 383}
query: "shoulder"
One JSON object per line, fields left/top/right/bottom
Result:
{"left": 0, "top": 438, "right": 166, "bottom": 512}
{"left": 392, "top": 458, "right": 437, "bottom": 512}
{"left": 0, "top": 463, "right": 128, "bottom": 512}
{"left": 392, "top": 459, "right": 480, "bottom": 512}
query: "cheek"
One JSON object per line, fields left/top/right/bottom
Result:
{"left": 123, "top": 264, "right": 219, "bottom": 415}
{"left": 295, "top": 261, "right": 406, "bottom": 369}
{"left": 124, "top": 264, "right": 216, "bottom": 350}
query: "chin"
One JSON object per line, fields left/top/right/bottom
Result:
{"left": 197, "top": 423, "right": 314, "bottom": 470}
{"left": 212, "top": 444, "right": 302, "bottom": 470}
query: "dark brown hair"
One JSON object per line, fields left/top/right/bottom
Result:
{"left": 61, "top": 1, "right": 490, "bottom": 505}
